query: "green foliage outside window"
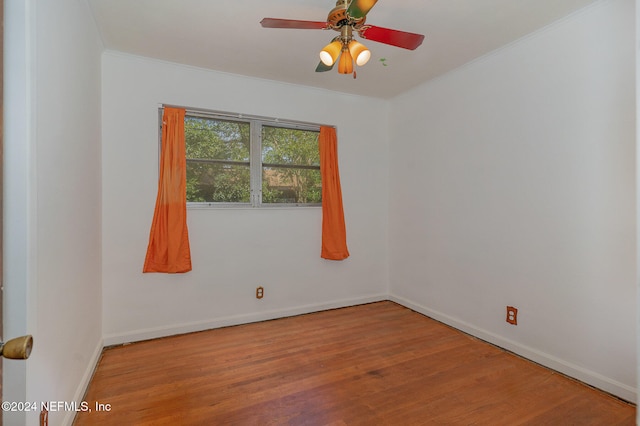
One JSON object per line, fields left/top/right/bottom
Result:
{"left": 183, "top": 115, "right": 321, "bottom": 205}
{"left": 185, "top": 117, "right": 251, "bottom": 203}
{"left": 262, "top": 126, "right": 321, "bottom": 204}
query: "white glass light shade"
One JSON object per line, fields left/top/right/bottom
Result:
{"left": 319, "top": 40, "right": 342, "bottom": 66}
{"left": 348, "top": 40, "right": 371, "bottom": 66}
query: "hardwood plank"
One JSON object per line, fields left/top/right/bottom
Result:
{"left": 74, "top": 301, "right": 635, "bottom": 425}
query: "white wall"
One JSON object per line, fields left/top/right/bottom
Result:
{"left": 4, "top": 0, "right": 104, "bottom": 425}
{"left": 389, "top": 0, "right": 636, "bottom": 401}
{"left": 101, "top": 53, "right": 389, "bottom": 344}
{"left": 636, "top": 0, "right": 640, "bottom": 418}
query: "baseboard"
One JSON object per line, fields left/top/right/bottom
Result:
{"left": 389, "top": 294, "right": 637, "bottom": 403}
{"left": 63, "top": 337, "right": 104, "bottom": 426}
{"left": 102, "top": 294, "right": 388, "bottom": 347}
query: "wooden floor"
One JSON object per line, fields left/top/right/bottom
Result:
{"left": 74, "top": 301, "right": 635, "bottom": 425}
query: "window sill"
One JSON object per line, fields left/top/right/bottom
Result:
{"left": 187, "top": 203, "right": 322, "bottom": 210}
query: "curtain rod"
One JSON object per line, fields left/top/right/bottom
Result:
{"left": 159, "top": 104, "right": 336, "bottom": 130}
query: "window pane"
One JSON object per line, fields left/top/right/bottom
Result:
{"left": 187, "top": 162, "right": 250, "bottom": 203}
{"left": 185, "top": 116, "right": 250, "bottom": 203}
{"left": 262, "top": 126, "right": 321, "bottom": 204}
{"left": 262, "top": 167, "right": 321, "bottom": 204}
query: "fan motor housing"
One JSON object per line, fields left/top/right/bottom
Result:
{"left": 327, "top": 3, "right": 366, "bottom": 29}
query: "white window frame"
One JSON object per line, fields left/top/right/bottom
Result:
{"left": 159, "top": 105, "right": 327, "bottom": 208}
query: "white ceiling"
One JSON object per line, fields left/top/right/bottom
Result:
{"left": 87, "top": 0, "right": 601, "bottom": 99}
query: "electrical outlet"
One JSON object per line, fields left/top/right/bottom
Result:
{"left": 506, "top": 306, "right": 518, "bottom": 325}
{"left": 256, "top": 286, "right": 264, "bottom": 299}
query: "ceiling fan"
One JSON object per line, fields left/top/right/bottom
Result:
{"left": 260, "top": 0, "right": 425, "bottom": 77}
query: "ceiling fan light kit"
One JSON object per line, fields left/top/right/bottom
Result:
{"left": 320, "top": 25, "right": 370, "bottom": 70}
{"left": 261, "top": 0, "right": 424, "bottom": 78}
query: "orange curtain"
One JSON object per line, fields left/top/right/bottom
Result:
{"left": 319, "top": 126, "right": 350, "bottom": 260}
{"left": 143, "top": 107, "right": 192, "bottom": 273}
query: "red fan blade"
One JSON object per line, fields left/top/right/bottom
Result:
{"left": 347, "top": 0, "right": 379, "bottom": 20}
{"left": 260, "top": 18, "right": 329, "bottom": 30}
{"left": 359, "top": 25, "right": 425, "bottom": 50}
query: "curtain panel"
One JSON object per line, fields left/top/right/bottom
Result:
{"left": 143, "top": 107, "right": 192, "bottom": 273}
{"left": 319, "top": 126, "right": 350, "bottom": 260}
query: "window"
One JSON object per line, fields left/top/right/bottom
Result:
{"left": 170, "top": 108, "right": 323, "bottom": 207}
{"left": 185, "top": 116, "right": 251, "bottom": 203}
{"left": 261, "top": 126, "right": 322, "bottom": 204}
